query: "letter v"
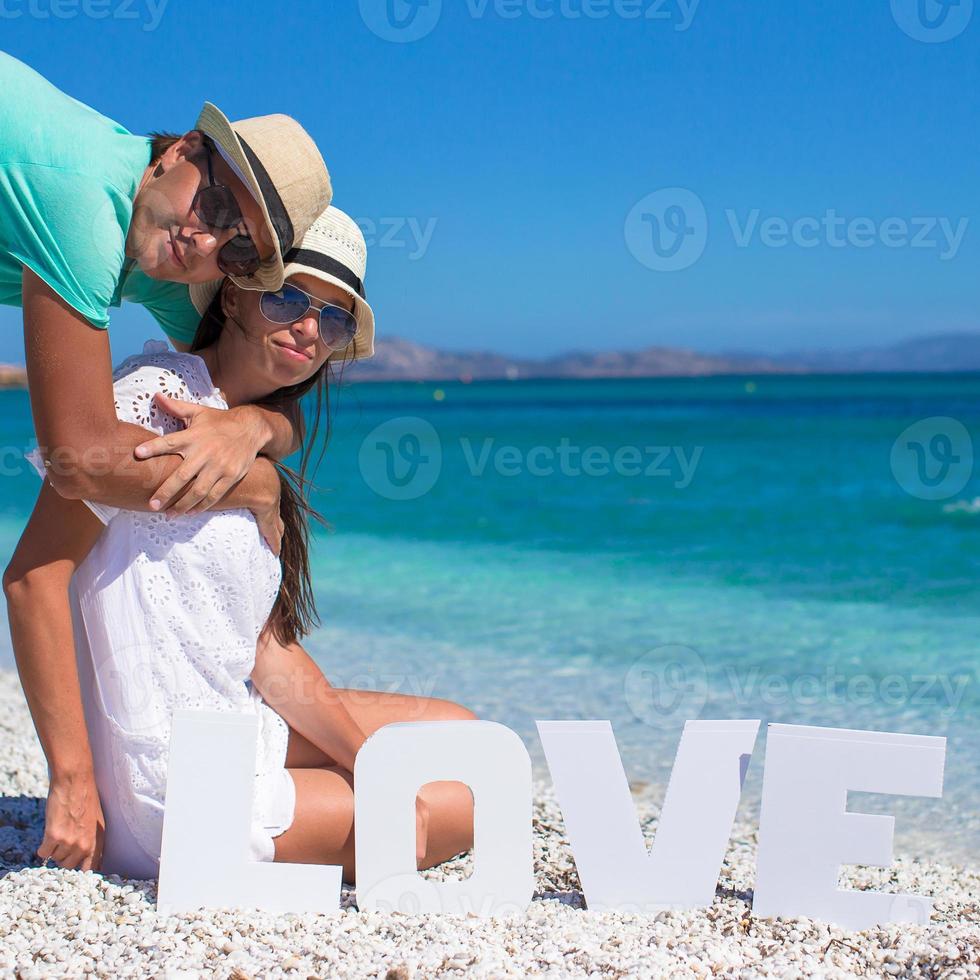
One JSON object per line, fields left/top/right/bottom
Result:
{"left": 536, "top": 719, "right": 759, "bottom": 911}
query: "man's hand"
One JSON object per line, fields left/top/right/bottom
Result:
{"left": 38, "top": 770, "right": 105, "bottom": 872}
{"left": 133, "top": 393, "right": 268, "bottom": 514}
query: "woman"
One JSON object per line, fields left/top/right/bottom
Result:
{"left": 5, "top": 207, "right": 476, "bottom": 883}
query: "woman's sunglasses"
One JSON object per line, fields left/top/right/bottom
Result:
{"left": 191, "top": 142, "right": 262, "bottom": 278}
{"left": 259, "top": 283, "right": 358, "bottom": 351}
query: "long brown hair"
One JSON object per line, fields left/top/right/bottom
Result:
{"left": 189, "top": 283, "right": 357, "bottom": 646}
{"left": 148, "top": 131, "right": 180, "bottom": 163}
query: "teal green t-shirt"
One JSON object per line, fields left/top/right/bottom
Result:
{"left": 0, "top": 51, "right": 201, "bottom": 345}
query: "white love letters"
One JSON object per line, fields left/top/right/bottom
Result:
{"left": 157, "top": 710, "right": 342, "bottom": 915}
{"left": 753, "top": 724, "right": 946, "bottom": 930}
{"left": 157, "top": 713, "right": 946, "bottom": 929}
{"left": 537, "top": 719, "right": 759, "bottom": 912}
{"left": 354, "top": 719, "right": 535, "bottom": 916}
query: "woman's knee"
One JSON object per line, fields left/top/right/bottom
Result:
{"left": 426, "top": 697, "right": 478, "bottom": 721}
{"left": 274, "top": 767, "right": 355, "bottom": 868}
{"left": 417, "top": 778, "right": 475, "bottom": 867}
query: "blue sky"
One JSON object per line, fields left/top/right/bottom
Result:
{"left": 0, "top": 0, "right": 977, "bottom": 362}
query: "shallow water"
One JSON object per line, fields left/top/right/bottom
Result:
{"left": 0, "top": 372, "right": 977, "bottom": 863}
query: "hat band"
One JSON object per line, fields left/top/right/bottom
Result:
{"left": 284, "top": 248, "right": 365, "bottom": 299}
{"left": 211, "top": 142, "right": 259, "bottom": 205}
{"left": 236, "top": 134, "right": 294, "bottom": 257}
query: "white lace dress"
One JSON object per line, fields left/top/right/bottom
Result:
{"left": 28, "top": 339, "right": 296, "bottom": 880}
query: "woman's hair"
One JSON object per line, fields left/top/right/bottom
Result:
{"left": 189, "top": 283, "right": 358, "bottom": 647}
{"left": 148, "top": 132, "right": 181, "bottom": 163}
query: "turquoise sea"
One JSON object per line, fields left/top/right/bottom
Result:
{"left": 0, "top": 374, "right": 978, "bottom": 864}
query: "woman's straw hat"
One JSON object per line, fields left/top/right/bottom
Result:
{"left": 194, "top": 102, "right": 332, "bottom": 292}
{"left": 190, "top": 205, "right": 375, "bottom": 361}
{"left": 281, "top": 206, "right": 375, "bottom": 361}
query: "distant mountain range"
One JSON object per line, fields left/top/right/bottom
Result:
{"left": 342, "top": 336, "right": 803, "bottom": 382}
{"left": 2, "top": 332, "right": 978, "bottom": 388}
{"left": 345, "top": 331, "right": 980, "bottom": 382}
{"left": 764, "top": 333, "right": 980, "bottom": 374}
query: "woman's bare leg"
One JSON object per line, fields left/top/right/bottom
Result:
{"left": 272, "top": 766, "right": 357, "bottom": 881}
{"left": 414, "top": 778, "right": 475, "bottom": 871}
{"left": 281, "top": 690, "right": 477, "bottom": 875}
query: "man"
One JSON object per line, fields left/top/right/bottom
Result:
{"left": 0, "top": 50, "right": 332, "bottom": 871}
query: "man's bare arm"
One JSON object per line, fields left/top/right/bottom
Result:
{"left": 3, "top": 482, "right": 103, "bottom": 777}
{"left": 22, "top": 269, "right": 285, "bottom": 551}
{"left": 2, "top": 482, "right": 106, "bottom": 870}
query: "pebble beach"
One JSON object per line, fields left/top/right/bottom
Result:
{"left": 0, "top": 670, "right": 977, "bottom": 979}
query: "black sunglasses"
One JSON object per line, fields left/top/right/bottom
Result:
{"left": 259, "top": 283, "right": 358, "bottom": 351}
{"left": 191, "top": 142, "right": 263, "bottom": 278}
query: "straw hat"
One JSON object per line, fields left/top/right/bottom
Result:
{"left": 194, "top": 102, "right": 332, "bottom": 291}
{"left": 190, "top": 206, "right": 375, "bottom": 361}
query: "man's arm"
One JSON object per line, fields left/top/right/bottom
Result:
{"left": 22, "top": 269, "right": 285, "bottom": 552}
{"left": 251, "top": 627, "right": 368, "bottom": 773}
{"left": 2, "top": 482, "right": 106, "bottom": 870}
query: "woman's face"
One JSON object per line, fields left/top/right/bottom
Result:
{"left": 222, "top": 272, "right": 354, "bottom": 390}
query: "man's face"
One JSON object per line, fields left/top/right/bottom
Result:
{"left": 128, "top": 130, "right": 275, "bottom": 284}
